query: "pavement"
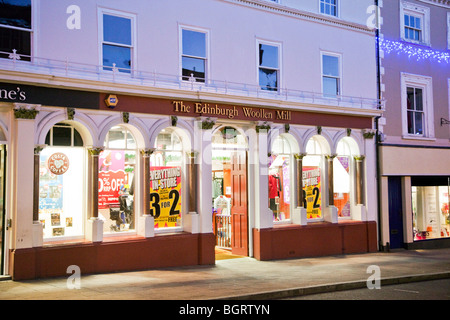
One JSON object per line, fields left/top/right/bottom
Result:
{"left": 0, "top": 247, "right": 449, "bottom": 300}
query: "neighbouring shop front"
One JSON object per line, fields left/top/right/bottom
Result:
{"left": 3, "top": 84, "right": 380, "bottom": 280}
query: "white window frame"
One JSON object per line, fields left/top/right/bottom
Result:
{"left": 401, "top": 73, "right": 434, "bottom": 140}
{"left": 179, "top": 24, "right": 210, "bottom": 83}
{"left": 98, "top": 8, "right": 137, "bottom": 73}
{"left": 0, "top": 0, "right": 36, "bottom": 60}
{"left": 319, "top": 0, "right": 339, "bottom": 18}
{"left": 320, "top": 51, "right": 342, "bottom": 97}
{"left": 256, "top": 39, "right": 282, "bottom": 92}
{"left": 447, "top": 12, "right": 450, "bottom": 50}
{"left": 400, "top": 1, "right": 430, "bottom": 46}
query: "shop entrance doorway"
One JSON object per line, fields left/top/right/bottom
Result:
{"left": 212, "top": 127, "right": 248, "bottom": 257}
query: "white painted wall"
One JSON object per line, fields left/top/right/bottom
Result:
{"left": 36, "top": 0, "right": 377, "bottom": 100}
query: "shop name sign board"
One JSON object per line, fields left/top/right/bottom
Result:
{"left": 173, "top": 100, "right": 292, "bottom": 121}
{"left": 0, "top": 86, "right": 27, "bottom": 102}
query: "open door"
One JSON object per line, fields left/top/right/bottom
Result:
{"left": 230, "top": 150, "right": 248, "bottom": 256}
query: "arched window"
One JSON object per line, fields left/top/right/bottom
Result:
{"left": 334, "top": 138, "right": 354, "bottom": 218}
{"left": 98, "top": 126, "right": 137, "bottom": 233}
{"left": 303, "top": 136, "right": 326, "bottom": 220}
{"left": 150, "top": 128, "right": 184, "bottom": 229}
{"left": 269, "top": 134, "right": 296, "bottom": 222}
{"left": 39, "top": 123, "right": 85, "bottom": 240}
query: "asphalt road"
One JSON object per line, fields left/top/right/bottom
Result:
{"left": 283, "top": 279, "right": 450, "bottom": 300}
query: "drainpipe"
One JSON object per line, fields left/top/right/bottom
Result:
{"left": 374, "top": 0, "right": 387, "bottom": 252}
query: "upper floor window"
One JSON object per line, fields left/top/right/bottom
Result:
{"left": 0, "top": 0, "right": 32, "bottom": 61}
{"left": 321, "top": 52, "right": 341, "bottom": 97}
{"left": 181, "top": 28, "right": 208, "bottom": 83}
{"left": 447, "top": 12, "right": 450, "bottom": 49}
{"left": 258, "top": 41, "right": 280, "bottom": 91}
{"left": 100, "top": 10, "right": 134, "bottom": 73}
{"left": 401, "top": 73, "right": 434, "bottom": 139}
{"left": 320, "top": 0, "right": 338, "bottom": 17}
{"left": 400, "top": 1, "right": 430, "bottom": 45}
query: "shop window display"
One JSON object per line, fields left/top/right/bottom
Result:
{"left": 39, "top": 123, "right": 85, "bottom": 240}
{"left": 412, "top": 184, "right": 450, "bottom": 241}
{"left": 334, "top": 138, "right": 353, "bottom": 218}
{"left": 99, "top": 126, "right": 136, "bottom": 233}
{"left": 303, "top": 137, "right": 324, "bottom": 220}
{"left": 150, "top": 128, "right": 183, "bottom": 229}
{"left": 269, "top": 135, "right": 292, "bottom": 222}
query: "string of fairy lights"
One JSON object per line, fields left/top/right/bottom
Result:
{"left": 378, "top": 37, "right": 450, "bottom": 64}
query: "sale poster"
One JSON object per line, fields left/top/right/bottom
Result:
{"left": 149, "top": 166, "right": 182, "bottom": 228}
{"left": 98, "top": 150, "right": 127, "bottom": 209}
{"left": 303, "top": 166, "right": 322, "bottom": 219}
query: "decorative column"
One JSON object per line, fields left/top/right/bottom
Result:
{"left": 188, "top": 151, "right": 198, "bottom": 213}
{"left": 12, "top": 105, "right": 41, "bottom": 249}
{"left": 324, "top": 154, "right": 338, "bottom": 223}
{"left": 292, "top": 153, "right": 307, "bottom": 225}
{"left": 254, "top": 122, "right": 273, "bottom": 230}
{"left": 86, "top": 147, "right": 104, "bottom": 242}
{"left": 32, "top": 145, "right": 46, "bottom": 247}
{"left": 355, "top": 155, "right": 365, "bottom": 205}
{"left": 138, "top": 148, "right": 155, "bottom": 238}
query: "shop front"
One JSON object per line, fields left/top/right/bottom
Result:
{"left": 379, "top": 146, "right": 450, "bottom": 250}
{"left": 3, "top": 84, "right": 379, "bottom": 279}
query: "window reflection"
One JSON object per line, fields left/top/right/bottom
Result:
{"left": 182, "top": 29, "right": 206, "bottom": 82}
{"left": 259, "top": 43, "right": 279, "bottom": 91}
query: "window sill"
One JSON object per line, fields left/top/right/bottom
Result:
{"left": 402, "top": 135, "right": 436, "bottom": 142}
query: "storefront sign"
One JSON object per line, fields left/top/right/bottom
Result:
{"left": 150, "top": 166, "right": 182, "bottom": 228}
{"left": 173, "top": 100, "right": 291, "bottom": 121}
{"left": 303, "top": 166, "right": 322, "bottom": 219}
{"left": 0, "top": 86, "right": 26, "bottom": 101}
{"left": 105, "top": 94, "right": 119, "bottom": 108}
{"left": 98, "top": 150, "right": 127, "bottom": 209}
{"left": 47, "top": 153, "right": 70, "bottom": 175}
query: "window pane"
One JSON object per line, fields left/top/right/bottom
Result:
{"left": 102, "top": 44, "right": 131, "bottom": 72}
{"left": 259, "top": 68, "right": 278, "bottom": 91}
{"left": 407, "top": 111, "right": 414, "bottom": 134}
{"left": 415, "top": 17, "right": 421, "bottom": 29}
{"left": 259, "top": 44, "right": 278, "bottom": 68}
{"left": 404, "top": 15, "right": 409, "bottom": 26}
{"left": 415, "top": 88, "right": 423, "bottom": 111}
{"left": 0, "top": 0, "right": 31, "bottom": 29}
{"left": 107, "top": 130, "right": 126, "bottom": 149}
{"left": 323, "top": 77, "right": 338, "bottom": 96}
{"left": 126, "top": 132, "right": 136, "bottom": 149}
{"left": 182, "top": 29, "right": 206, "bottom": 58}
{"left": 0, "top": 27, "right": 31, "bottom": 60}
{"left": 407, "top": 87, "right": 414, "bottom": 110}
{"left": 415, "top": 112, "right": 423, "bottom": 134}
{"left": 52, "top": 127, "right": 72, "bottom": 146}
{"left": 103, "top": 14, "right": 131, "bottom": 45}
{"left": 73, "top": 129, "right": 84, "bottom": 147}
{"left": 39, "top": 147, "right": 85, "bottom": 239}
{"left": 322, "top": 55, "right": 339, "bottom": 77}
{"left": 409, "top": 15, "right": 415, "bottom": 28}
{"left": 182, "top": 56, "right": 205, "bottom": 82}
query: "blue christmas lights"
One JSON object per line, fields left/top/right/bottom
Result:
{"left": 378, "top": 38, "right": 450, "bottom": 64}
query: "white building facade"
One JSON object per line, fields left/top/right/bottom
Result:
{"left": 0, "top": 0, "right": 381, "bottom": 280}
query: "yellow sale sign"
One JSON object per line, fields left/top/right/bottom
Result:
{"left": 302, "top": 166, "right": 322, "bottom": 219}
{"left": 149, "top": 166, "right": 182, "bottom": 228}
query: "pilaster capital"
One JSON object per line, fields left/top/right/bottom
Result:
{"left": 354, "top": 155, "right": 366, "bottom": 161}
{"left": 88, "top": 147, "right": 104, "bottom": 156}
{"left": 140, "top": 148, "right": 155, "bottom": 157}
{"left": 293, "top": 153, "right": 307, "bottom": 160}
{"left": 34, "top": 144, "right": 46, "bottom": 155}
{"left": 13, "top": 103, "right": 41, "bottom": 119}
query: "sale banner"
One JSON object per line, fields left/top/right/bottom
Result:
{"left": 302, "top": 166, "right": 322, "bottom": 219}
{"left": 98, "top": 150, "right": 126, "bottom": 209}
{"left": 149, "top": 166, "right": 182, "bottom": 228}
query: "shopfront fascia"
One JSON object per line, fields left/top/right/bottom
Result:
{"left": 2, "top": 84, "right": 380, "bottom": 279}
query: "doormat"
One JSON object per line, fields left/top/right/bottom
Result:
{"left": 215, "top": 248, "right": 245, "bottom": 260}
